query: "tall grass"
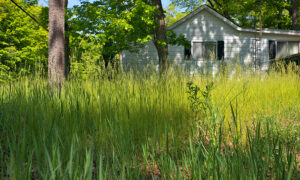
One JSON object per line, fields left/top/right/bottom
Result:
{"left": 0, "top": 66, "right": 299, "bottom": 179}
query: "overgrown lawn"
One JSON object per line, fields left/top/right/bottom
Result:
{"left": 0, "top": 68, "right": 299, "bottom": 179}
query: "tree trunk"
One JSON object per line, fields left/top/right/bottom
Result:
{"left": 65, "top": 22, "right": 70, "bottom": 75}
{"left": 152, "top": 0, "right": 168, "bottom": 72}
{"left": 207, "top": 0, "right": 215, "bottom": 8}
{"left": 292, "top": 0, "right": 298, "bottom": 30}
{"left": 119, "top": 51, "right": 123, "bottom": 70}
{"left": 65, "top": 0, "right": 70, "bottom": 75}
{"left": 48, "top": 0, "right": 67, "bottom": 83}
{"left": 277, "top": 9, "right": 282, "bottom": 29}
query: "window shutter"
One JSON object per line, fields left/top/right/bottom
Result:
{"left": 269, "top": 40, "right": 276, "bottom": 59}
{"left": 184, "top": 47, "right": 191, "bottom": 60}
{"left": 217, "top": 41, "right": 224, "bottom": 60}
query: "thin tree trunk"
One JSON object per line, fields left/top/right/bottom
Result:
{"left": 48, "top": 0, "right": 67, "bottom": 83}
{"left": 292, "top": 0, "right": 298, "bottom": 30}
{"left": 152, "top": 0, "right": 168, "bottom": 72}
{"left": 65, "top": 0, "right": 70, "bottom": 75}
{"left": 207, "top": 0, "right": 215, "bottom": 8}
{"left": 65, "top": 22, "right": 70, "bottom": 75}
{"left": 119, "top": 51, "right": 123, "bottom": 70}
{"left": 277, "top": 9, "right": 282, "bottom": 29}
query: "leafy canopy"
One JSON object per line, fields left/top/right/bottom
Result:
{"left": 172, "top": 0, "right": 299, "bottom": 30}
{"left": 0, "top": 0, "right": 48, "bottom": 82}
{"left": 71, "top": 0, "right": 157, "bottom": 61}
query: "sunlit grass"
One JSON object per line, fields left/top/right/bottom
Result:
{"left": 0, "top": 65, "right": 299, "bottom": 179}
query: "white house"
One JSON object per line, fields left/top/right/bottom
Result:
{"left": 122, "top": 5, "right": 300, "bottom": 73}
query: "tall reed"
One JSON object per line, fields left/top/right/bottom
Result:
{"left": 0, "top": 66, "right": 299, "bottom": 179}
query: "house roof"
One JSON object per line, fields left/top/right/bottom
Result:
{"left": 167, "top": 5, "right": 300, "bottom": 36}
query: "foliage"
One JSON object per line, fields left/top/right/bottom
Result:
{"left": 70, "top": 0, "right": 157, "bottom": 63}
{"left": 172, "top": 0, "right": 204, "bottom": 12}
{"left": 165, "top": 2, "right": 189, "bottom": 27}
{"left": 167, "top": 30, "right": 191, "bottom": 50}
{"left": 186, "top": 81, "right": 214, "bottom": 115}
{"left": 0, "top": 0, "right": 48, "bottom": 82}
{"left": 68, "top": 35, "right": 104, "bottom": 79}
{"left": 0, "top": 68, "right": 299, "bottom": 178}
{"left": 172, "top": 0, "right": 300, "bottom": 30}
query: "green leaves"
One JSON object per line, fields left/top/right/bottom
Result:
{"left": 171, "top": 0, "right": 298, "bottom": 30}
{"left": 0, "top": 0, "right": 48, "bottom": 81}
{"left": 165, "top": 2, "right": 189, "bottom": 27}
{"left": 167, "top": 30, "right": 190, "bottom": 49}
{"left": 186, "top": 81, "right": 214, "bottom": 115}
{"left": 71, "top": 0, "right": 157, "bottom": 61}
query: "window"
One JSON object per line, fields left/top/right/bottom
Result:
{"left": 277, "top": 42, "right": 288, "bottom": 58}
{"left": 276, "top": 41, "right": 300, "bottom": 58}
{"left": 192, "top": 42, "right": 216, "bottom": 60}
{"left": 288, "top": 42, "right": 299, "bottom": 55}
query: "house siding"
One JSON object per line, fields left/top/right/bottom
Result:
{"left": 122, "top": 8, "right": 300, "bottom": 73}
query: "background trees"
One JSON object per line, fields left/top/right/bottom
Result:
{"left": 171, "top": 0, "right": 300, "bottom": 30}
{"left": 0, "top": 0, "right": 47, "bottom": 82}
{"left": 165, "top": 3, "right": 189, "bottom": 27}
{"left": 0, "top": 0, "right": 299, "bottom": 82}
{"left": 71, "top": 0, "right": 156, "bottom": 67}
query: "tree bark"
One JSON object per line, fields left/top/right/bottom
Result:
{"left": 152, "top": 0, "right": 168, "bottom": 72}
{"left": 65, "top": 22, "right": 70, "bottom": 75}
{"left": 292, "top": 0, "right": 298, "bottom": 30}
{"left": 277, "top": 9, "right": 282, "bottom": 29}
{"left": 119, "top": 51, "right": 123, "bottom": 70}
{"left": 207, "top": 0, "right": 215, "bottom": 8}
{"left": 65, "top": 0, "right": 70, "bottom": 75}
{"left": 48, "top": 0, "right": 67, "bottom": 83}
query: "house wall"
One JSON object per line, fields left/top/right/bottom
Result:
{"left": 122, "top": 9, "right": 300, "bottom": 73}
{"left": 169, "top": 10, "right": 255, "bottom": 63}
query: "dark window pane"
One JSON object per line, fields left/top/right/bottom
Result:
{"left": 184, "top": 47, "right": 191, "bottom": 60}
{"left": 269, "top": 40, "right": 276, "bottom": 60}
